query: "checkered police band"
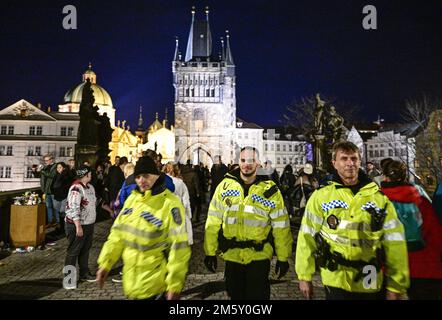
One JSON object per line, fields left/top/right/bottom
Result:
{"left": 251, "top": 194, "right": 276, "bottom": 209}
{"left": 221, "top": 190, "right": 241, "bottom": 199}
{"left": 321, "top": 200, "right": 349, "bottom": 212}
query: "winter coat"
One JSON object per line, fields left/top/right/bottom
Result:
{"left": 382, "top": 182, "right": 442, "bottom": 279}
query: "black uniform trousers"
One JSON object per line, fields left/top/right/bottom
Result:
{"left": 225, "top": 259, "right": 271, "bottom": 300}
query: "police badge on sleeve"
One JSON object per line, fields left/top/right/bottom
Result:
{"left": 171, "top": 207, "right": 182, "bottom": 225}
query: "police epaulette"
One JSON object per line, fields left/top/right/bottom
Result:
{"left": 264, "top": 184, "right": 279, "bottom": 198}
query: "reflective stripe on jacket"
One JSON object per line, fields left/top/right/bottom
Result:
{"left": 204, "top": 170, "right": 292, "bottom": 265}
{"left": 98, "top": 184, "right": 190, "bottom": 299}
{"left": 295, "top": 180, "right": 409, "bottom": 294}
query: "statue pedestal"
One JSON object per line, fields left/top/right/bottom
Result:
{"left": 75, "top": 145, "right": 98, "bottom": 168}
{"left": 314, "top": 135, "right": 325, "bottom": 170}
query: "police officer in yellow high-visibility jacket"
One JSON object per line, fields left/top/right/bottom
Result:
{"left": 96, "top": 156, "right": 191, "bottom": 300}
{"left": 204, "top": 147, "right": 293, "bottom": 300}
{"left": 296, "top": 141, "right": 409, "bottom": 300}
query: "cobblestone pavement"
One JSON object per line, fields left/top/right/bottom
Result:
{"left": 0, "top": 194, "right": 325, "bottom": 300}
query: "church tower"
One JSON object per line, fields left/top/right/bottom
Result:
{"left": 173, "top": 6, "right": 236, "bottom": 166}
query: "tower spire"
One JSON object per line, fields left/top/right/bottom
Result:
{"left": 220, "top": 37, "right": 225, "bottom": 60}
{"left": 173, "top": 36, "right": 180, "bottom": 61}
{"left": 185, "top": 6, "right": 196, "bottom": 62}
{"left": 164, "top": 107, "right": 169, "bottom": 128}
{"left": 225, "top": 30, "right": 234, "bottom": 65}
{"left": 137, "top": 106, "right": 143, "bottom": 128}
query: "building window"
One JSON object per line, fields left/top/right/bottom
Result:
{"left": 289, "top": 145, "right": 292, "bottom": 152}
{"left": 0, "top": 126, "right": 6, "bottom": 135}
{"left": 35, "top": 146, "right": 41, "bottom": 156}
{"left": 388, "top": 149, "right": 393, "bottom": 157}
{"left": 60, "top": 147, "right": 66, "bottom": 157}
{"left": 193, "top": 109, "right": 204, "bottom": 121}
{"left": 29, "top": 126, "right": 35, "bottom": 135}
{"left": 380, "top": 150, "right": 385, "bottom": 157}
{"left": 191, "top": 89, "right": 194, "bottom": 97}
{"left": 245, "top": 133, "right": 249, "bottom": 139}
{"left": 27, "top": 146, "right": 34, "bottom": 156}
{"left": 265, "top": 144, "right": 268, "bottom": 151}
{"left": 8, "top": 126, "right": 14, "bottom": 135}
{"left": 68, "top": 127, "right": 74, "bottom": 136}
{"left": 277, "top": 144, "right": 280, "bottom": 152}
{"left": 369, "top": 150, "right": 373, "bottom": 158}
{"left": 206, "top": 89, "right": 210, "bottom": 97}
{"left": 0, "top": 166, "right": 12, "bottom": 178}
{"left": 212, "top": 63, "right": 218, "bottom": 67}
{"left": 36, "top": 126, "right": 42, "bottom": 135}
{"left": 283, "top": 157, "right": 287, "bottom": 164}
{"left": 61, "top": 127, "right": 67, "bottom": 136}
{"left": 185, "top": 89, "right": 189, "bottom": 97}
{"left": 202, "top": 63, "right": 208, "bottom": 67}
{"left": 26, "top": 167, "right": 34, "bottom": 179}
{"left": 283, "top": 145, "right": 286, "bottom": 152}
{"left": 238, "top": 133, "right": 242, "bottom": 139}
{"left": 271, "top": 144, "right": 274, "bottom": 151}
{"left": 277, "top": 157, "right": 281, "bottom": 165}
{"left": 394, "top": 149, "right": 399, "bottom": 157}
{"left": 374, "top": 150, "right": 379, "bottom": 157}
{"left": 0, "top": 146, "right": 4, "bottom": 156}
{"left": 295, "top": 145, "right": 298, "bottom": 152}
{"left": 211, "top": 89, "right": 215, "bottom": 97}
{"left": 67, "top": 147, "right": 73, "bottom": 157}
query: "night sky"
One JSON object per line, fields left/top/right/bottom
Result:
{"left": 0, "top": 0, "right": 441, "bottom": 130}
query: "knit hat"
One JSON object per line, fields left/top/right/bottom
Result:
{"left": 134, "top": 156, "right": 159, "bottom": 177}
{"left": 76, "top": 165, "right": 91, "bottom": 178}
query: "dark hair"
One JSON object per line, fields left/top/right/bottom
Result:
{"left": 384, "top": 160, "right": 407, "bottom": 182}
{"left": 366, "top": 161, "right": 374, "bottom": 165}
{"left": 332, "top": 141, "right": 360, "bottom": 160}
{"left": 143, "top": 149, "right": 158, "bottom": 160}
{"left": 119, "top": 156, "right": 129, "bottom": 165}
{"left": 380, "top": 157, "right": 394, "bottom": 173}
{"left": 283, "top": 164, "right": 293, "bottom": 174}
{"left": 56, "top": 162, "right": 67, "bottom": 170}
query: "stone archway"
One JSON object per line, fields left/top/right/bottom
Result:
{"left": 178, "top": 143, "right": 213, "bottom": 167}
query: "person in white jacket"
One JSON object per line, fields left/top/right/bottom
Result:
{"left": 163, "top": 162, "right": 193, "bottom": 245}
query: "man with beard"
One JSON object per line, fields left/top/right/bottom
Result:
{"left": 204, "top": 147, "right": 292, "bottom": 300}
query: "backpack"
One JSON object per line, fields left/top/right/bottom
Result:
{"left": 391, "top": 201, "right": 425, "bottom": 251}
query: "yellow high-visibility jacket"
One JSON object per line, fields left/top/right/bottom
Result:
{"left": 295, "top": 178, "right": 409, "bottom": 294}
{"left": 205, "top": 170, "right": 292, "bottom": 265}
{"left": 97, "top": 178, "right": 191, "bottom": 300}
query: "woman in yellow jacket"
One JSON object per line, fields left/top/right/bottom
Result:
{"left": 96, "top": 156, "right": 191, "bottom": 300}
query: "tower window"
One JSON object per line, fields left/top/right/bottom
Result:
{"left": 185, "top": 89, "right": 189, "bottom": 97}
{"left": 206, "top": 89, "right": 210, "bottom": 97}
{"left": 211, "top": 89, "right": 215, "bottom": 97}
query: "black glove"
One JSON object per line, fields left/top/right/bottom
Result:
{"left": 204, "top": 256, "right": 217, "bottom": 273}
{"left": 275, "top": 260, "right": 289, "bottom": 279}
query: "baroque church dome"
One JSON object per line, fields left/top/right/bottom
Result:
{"left": 63, "top": 63, "right": 113, "bottom": 107}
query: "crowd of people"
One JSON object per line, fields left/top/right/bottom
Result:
{"left": 34, "top": 141, "right": 441, "bottom": 300}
